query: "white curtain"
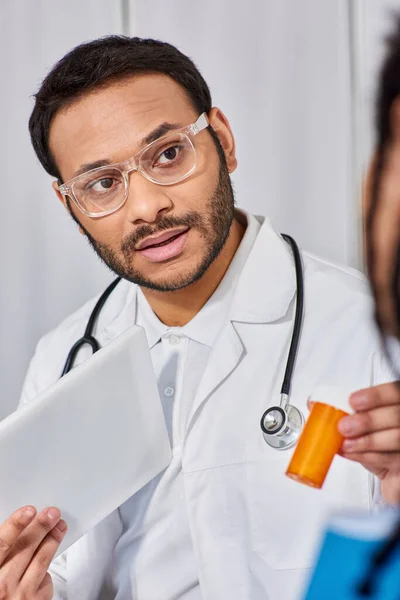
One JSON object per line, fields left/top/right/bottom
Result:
{"left": 355, "top": 0, "right": 400, "bottom": 170}
{"left": 1, "top": 0, "right": 400, "bottom": 417}
{"left": 130, "top": 0, "right": 358, "bottom": 265}
{"left": 127, "top": 0, "right": 400, "bottom": 265}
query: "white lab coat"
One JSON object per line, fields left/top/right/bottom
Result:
{"left": 19, "top": 215, "right": 391, "bottom": 600}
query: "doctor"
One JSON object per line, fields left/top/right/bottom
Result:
{"left": 0, "top": 36, "right": 399, "bottom": 600}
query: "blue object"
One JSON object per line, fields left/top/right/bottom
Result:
{"left": 303, "top": 509, "right": 400, "bottom": 600}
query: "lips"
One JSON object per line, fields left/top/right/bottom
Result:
{"left": 136, "top": 229, "right": 190, "bottom": 263}
{"left": 136, "top": 228, "right": 189, "bottom": 251}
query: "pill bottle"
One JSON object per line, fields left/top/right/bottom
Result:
{"left": 286, "top": 386, "right": 351, "bottom": 488}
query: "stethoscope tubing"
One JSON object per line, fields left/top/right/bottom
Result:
{"left": 61, "top": 276, "right": 121, "bottom": 377}
{"left": 61, "top": 234, "right": 304, "bottom": 447}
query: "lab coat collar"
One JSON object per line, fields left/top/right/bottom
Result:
{"left": 229, "top": 215, "right": 297, "bottom": 323}
{"left": 96, "top": 279, "right": 137, "bottom": 347}
{"left": 170, "top": 210, "right": 260, "bottom": 347}
{"left": 98, "top": 213, "right": 297, "bottom": 346}
{"left": 114, "top": 210, "right": 261, "bottom": 349}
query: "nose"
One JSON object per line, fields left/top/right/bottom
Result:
{"left": 124, "top": 170, "right": 173, "bottom": 224}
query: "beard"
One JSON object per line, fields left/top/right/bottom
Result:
{"left": 67, "top": 157, "right": 235, "bottom": 292}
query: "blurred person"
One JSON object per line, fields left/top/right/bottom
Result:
{"left": 303, "top": 16, "right": 400, "bottom": 599}
{"left": 362, "top": 12, "right": 400, "bottom": 588}
{"left": 0, "top": 36, "right": 398, "bottom": 600}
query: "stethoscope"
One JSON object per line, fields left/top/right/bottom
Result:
{"left": 61, "top": 234, "right": 305, "bottom": 451}
{"left": 259, "top": 234, "right": 305, "bottom": 450}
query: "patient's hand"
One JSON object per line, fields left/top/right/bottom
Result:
{"left": 338, "top": 383, "right": 400, "bottom": 504}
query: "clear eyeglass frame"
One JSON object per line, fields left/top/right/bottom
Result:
{"left": 57, "top": 112, "right": 209, "bottom": 218}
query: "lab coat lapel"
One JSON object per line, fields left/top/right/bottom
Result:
{"left": 185, "top": 216, "right": 296, "bottom": 434}
{"left": 186, "top": 320, "right": 244, "bottom": 432}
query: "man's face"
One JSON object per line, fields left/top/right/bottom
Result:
{"left": 49, "top": 74, "right": 237, "bottom": 291}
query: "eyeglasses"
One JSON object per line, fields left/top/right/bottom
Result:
{"left": 58, "top": 113, "right": 209, "bottom": 218}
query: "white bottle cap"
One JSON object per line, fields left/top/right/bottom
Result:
{"left": 309, "top": 384, "right": 354, "bottom": 414}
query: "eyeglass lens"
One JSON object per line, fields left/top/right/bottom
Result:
{"left": 72, "top": 133, "right": 196, "bottom": 214}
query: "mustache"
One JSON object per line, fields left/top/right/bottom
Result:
{"left": 121, "top": 212, "right": 205, "bottom": 256}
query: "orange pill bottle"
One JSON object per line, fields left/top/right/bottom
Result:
{"left": 286, "top": 386, "right": 351, "bottom": 489}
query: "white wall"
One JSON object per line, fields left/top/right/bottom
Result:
{"left": 2, "top": 0, "right": 400, "bottom": 417}
{"left": 0, "top": 1, "right": 123, "bottom": 418}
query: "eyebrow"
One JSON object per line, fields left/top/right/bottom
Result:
{"left": 73, "top": 159, "right": 112, "bottom": 178}
{"left": 73, "top": 121, "right": 182, "bottom": 179}
{"left": 141, "top": 121, "right": 181, "bottom": 146}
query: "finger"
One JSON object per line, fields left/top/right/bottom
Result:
{"left": 34, "top": 572, "right": 54, "bottom": 600}
{"left": 26, "top": 572, "right": 54, "bottom": 600}
{"left": 1, "top": 507, "right": 61, "bottom": 582}
{"left": 0, "top": 506, "right": 36, "bottom": 566}
{"left": 338, "top": 405, "right": 400, "bottom": 438}
{"left": 19, "top": 520, "right": 67, "bottom": 594}
{"left": 339, "top": 449, "right": 400, "bottom": 474}
{"left": 341, "top": 429, "right": 400, "bottom": 453}
{"left": 36, "top": 572, "right": 54, "bottom": 600}
{"left": 349, "top": 383, "right": 400, "bottom": 412}
{"left": 38, "top": 573, "right": 53, "bottom": 592}
{"left": 338, "top": 450, "right": 395, "bottom": 478}
{"left": 37, "top": 571, "right": 53, "bottom": 593}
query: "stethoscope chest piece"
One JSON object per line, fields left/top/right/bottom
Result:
{"left": 260, "top": 403, "right": 304, "bottom": 450}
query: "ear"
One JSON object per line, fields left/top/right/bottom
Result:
{"left": 207, "top": 107, "right": 238, "bottom": 173}
{"left": 52, "top": 181, "right": 85, "bottom": 235}
{"left": 52, "top": 180, "right": 67, "bottom": 207}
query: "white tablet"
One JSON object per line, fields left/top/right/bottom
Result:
{"left": 0, "top": 326, "right": 171, "bottom": 556}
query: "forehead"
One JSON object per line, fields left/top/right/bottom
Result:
{"left": 49, "top": 73, "right": 199, "bottom": 179}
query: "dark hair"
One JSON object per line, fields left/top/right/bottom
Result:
{"left": 370, "top": 14, "right": 400, "bottom": 210}
{"left": 367, "top": 15, "right": 400, "bottom": 336}
{"left": 29, "top": 35, "right": 213, "bottom": 179}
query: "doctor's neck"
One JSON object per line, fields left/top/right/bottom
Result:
{"left": 140, "top": 218, "right": 245, "bottom": 327}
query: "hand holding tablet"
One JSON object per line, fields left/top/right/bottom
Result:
{"left": 0, "top": 326, "right": 171, "bottom": 576}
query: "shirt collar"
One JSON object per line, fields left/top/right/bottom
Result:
{"left": 136, "top": 287, "right": 168, "bottom": 350}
